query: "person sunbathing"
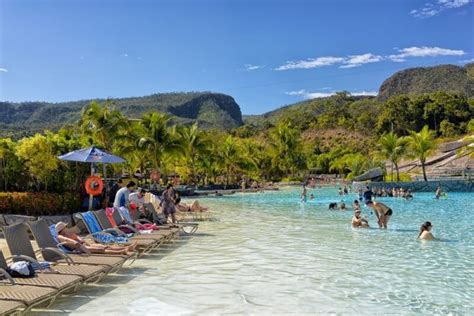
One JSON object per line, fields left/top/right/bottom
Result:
{"left": 175, "top": 197, "right": 209, "bottom": 212}
{"left": 55, "top": 222, "right": 136, "bottom": 255}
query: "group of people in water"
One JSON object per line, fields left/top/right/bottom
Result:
{"left": 302, "top": 183, "right": 438, "bottom": 241}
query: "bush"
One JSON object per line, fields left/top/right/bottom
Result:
{"left": 0, "top": 192, "right": 82, "bottom": 216}
{"left": 384, "top": 173, "right": 412, "bottom": 182}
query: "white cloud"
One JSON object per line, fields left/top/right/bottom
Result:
{"left": 244, "top": 64, "right": 265, "bottom": 71}
{"left": 286, "top": 89, "right": 377, "bottom": 100}
{"left": 388, "top": 46, "right": 465, "bottom": 61}
{"left": 0, "top": 68, "right": 7, "bottom": 73}
{"left": 340, "top": 53, "right": 383, "bottom": 68}
{"left": 121, "top": 53, "right": 129, "bottom": 57}
{"left": 411, "top": 0, "right": 471, "bottom": 18}
{"left": 459, "top": 58, "right": 474, "bottom": 63}
{"left": 275, "top": 56, "right": 344, "bottom": 71}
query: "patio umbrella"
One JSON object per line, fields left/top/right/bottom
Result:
{"left": 58, "top": 146, "right": 126, "bottom": 210}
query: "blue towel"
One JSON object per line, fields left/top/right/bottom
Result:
{"left": 92, "top": 232, "right": 129, "bottom": 244}
{"left": 118, "top": 207, "right": 133, "bottom": 224}
{"left": 82, "top": 211, "right": 103, "bottom": 234}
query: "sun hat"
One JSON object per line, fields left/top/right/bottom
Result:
{"left": 55, "top": 221, "right": 67, "bottom": 233}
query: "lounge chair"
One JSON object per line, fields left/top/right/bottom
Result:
{"left": 0, "top": 272, "right": 58, "bottom": 313}
{"left": 0, "top": 300, "right": 25, "bottom": 316}
{"left": 142, "top": 203, "right": 198, "bottom": 235}
{"left": 76, "top": 211, "right": 157, "bottom": 256}
{"left": 28, "top": 219, "right": 130, "bottom": 273}
{"left": 0, "top": 250, "right": 82, "bottom": 296}
{"left": 2, "top": 223, "right": 107, "bottom": 284}
{"left": 95, "top": 209, "right": 170, "bottom": 244}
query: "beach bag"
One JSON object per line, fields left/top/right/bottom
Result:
{"left": 7, "top": 261, "right": 35, "bottom": 278}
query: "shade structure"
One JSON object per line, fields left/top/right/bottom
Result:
{"left": 58, "top": 146, "right": 125, "bottom": 164}
{"left": 58, "top": 146, "right": 125, "bottom": 210}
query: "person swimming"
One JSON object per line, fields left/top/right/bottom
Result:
{"left": 309, "top": 193, "right": 315, "bottom": 200}
{"left": 352, "top": 209, "right": 369, "bottom": 228}
{"left": 418, "top": 221, "right": 434, "bottom": 240}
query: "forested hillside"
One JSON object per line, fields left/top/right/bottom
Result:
{"left": 378, "top": 63, "right": 474, "bottom": 100}
{"left": 0, "top": 92, "right": 243, "bottom": 138}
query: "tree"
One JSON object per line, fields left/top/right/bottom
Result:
{"left": 269, "top": 123, "right": 305, "bottom": 177}
{"left": 137, "top": 112, "right": 181, "bottom": 171}
{"left": 406, "top": 126, "right": 436, "bottom": 182}
{"left": 376, "top": 132, "right": 408, "bottom": 182}
{"left": 15, "top": 134, "right": 58, "bottom": 190}
{"left": 80, "top": 100, "right": 128, "bottom": 150}
{"left": 178, "top": 123, "right": 210, "bottom": 185}
{"left": 219, "top": 136, "right": 241, "bottom": 185}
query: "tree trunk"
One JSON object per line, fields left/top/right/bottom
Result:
{"left": 391, "top": 161, "right": 394, "bottom": 182}
{"left": 394, "top": 163, "right": 400, "bottom": 182}
{"left": 421, "top": 159, "right": 428, "bottom": 182}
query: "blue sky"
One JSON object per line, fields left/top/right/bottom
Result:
{"left": 0, "top": 0, "right": 473, "bottom": 115}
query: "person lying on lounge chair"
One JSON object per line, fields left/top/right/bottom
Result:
{"left": 175, "top": 195, "right": 209, "bottom": 212}
{"left": 55, "top": 222, "right": 136, "bottom": 255}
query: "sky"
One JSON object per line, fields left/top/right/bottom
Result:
{"left": 0, "top": 0, "right": 473, "bottom": 115}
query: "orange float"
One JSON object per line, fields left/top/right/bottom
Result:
{"left": 85, "top": 176, "right": 104, "bottom": 196}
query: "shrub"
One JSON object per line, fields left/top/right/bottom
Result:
{"left": 384, "top": 173, "right": 412, "bottom": 182}
{"left": 0, "top": 192, "right": 82, "bottom": 216}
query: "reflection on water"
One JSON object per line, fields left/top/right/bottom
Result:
{"left": 36, "top": 188, "right": 474, "bottom": 315}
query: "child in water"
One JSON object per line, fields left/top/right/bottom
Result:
{"left": 418, "top": 221, "right": 435, "bottom": 240}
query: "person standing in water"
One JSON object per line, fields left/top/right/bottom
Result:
{"left": 161, "top": 184, "right": 177, "bottom": 224}
{"left": 301, "top": 185, "right": 308, "bottom": 202}
{"left": 366, "top": 200, "right": 393, "bottom": 229}
{"left": 435, "top": 185, "right": 442, "bottom": 199}
{"left": 418, "top": 221, "right": 434, "bottom": 240}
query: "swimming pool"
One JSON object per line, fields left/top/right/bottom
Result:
{"left": 47, "top": 187, "right": 473, "bottom": 315}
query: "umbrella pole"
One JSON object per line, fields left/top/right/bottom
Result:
{"left": 89, "top": 163, "right": 94, "bottom": 211}
{"left": 103, "top": 163, "right": 108, "bottom": 208}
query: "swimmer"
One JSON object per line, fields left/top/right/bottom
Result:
{"left": 309, "top": 193, "right": 315, "bottom": 200}
{"left": 352, "top": 209, "right": 369, "bottom": 228}
{"left": 352, "top": 199, "right": 361, "bottom": 210}
{"left": 418, "top": 221, "right": 434, "bottom": 240}
{"left": 328, "top": 202, "right": 338, "bottom": 210}
{"left": 366, "top": 200, "right": 393, "bottom": 229}
{"left": 340, "top": 202, "right": 347, "bottom": 210}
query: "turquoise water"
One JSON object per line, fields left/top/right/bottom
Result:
{"left": 44, "top": 187, "right": 473, "bottom": 315}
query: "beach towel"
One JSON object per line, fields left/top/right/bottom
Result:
{"left": 105, "top": 207, "right": 118, "bottom": 227}
{"left": 82, "top": 211, "right": 103, "bottom": 233}
{"left": 118, "top": 207, "right": 133, "bottom": 224}
{"left": 91, "top": 232, "right": 129, "bottom": 244}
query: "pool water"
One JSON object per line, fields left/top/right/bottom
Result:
{"left": 43, "top": 187, "right": 473, "bottom": 315}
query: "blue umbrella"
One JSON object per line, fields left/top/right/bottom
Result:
{"left": 58, "top": 146, "right": 125, "bottom": 210}
{"left": 58, "top": 146, "right": 125, "bottom": 163}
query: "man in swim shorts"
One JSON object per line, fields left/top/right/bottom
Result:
{"left": 366, "top": 200, "right": 393, "bottom": 229}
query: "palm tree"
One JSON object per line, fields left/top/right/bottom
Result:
{"left": 79, "top": 100, "right": 128, "bottom": 150}
{"left": 407, "top": 125, "right": 436, "bottom": 182}
{"left": 376, "top": 132, "right": 408, "bottom": 182}
{"left": 219, "top": 136, "right": 241, "bottom": 185}
{"left": 137, "top": 112, "right": 181, "bottom": 171}
{"left": 269, "top": 123, "right": 302, "bottom": 177}
{"left": 178, "top": 123, "right": 210, "bottom": 185}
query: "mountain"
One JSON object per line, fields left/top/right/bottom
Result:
{"left": 244, "top": 63, "right": 474, "bottom": 127}
{"left": 378, "top": 63, "right": 474, "bottom": 100}
{"left": 0, "top": 92, "right": 243, "bottom": 137}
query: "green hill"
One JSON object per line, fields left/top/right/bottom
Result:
{"left": 378, "top": 63, "right": 474, "bottom": 100}
{"left": 0, "top": 92, "right": 243, "bottom": 138}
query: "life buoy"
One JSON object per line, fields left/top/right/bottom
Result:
{"left": 85, "top": 176, "right": 104, "bottom": 196}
